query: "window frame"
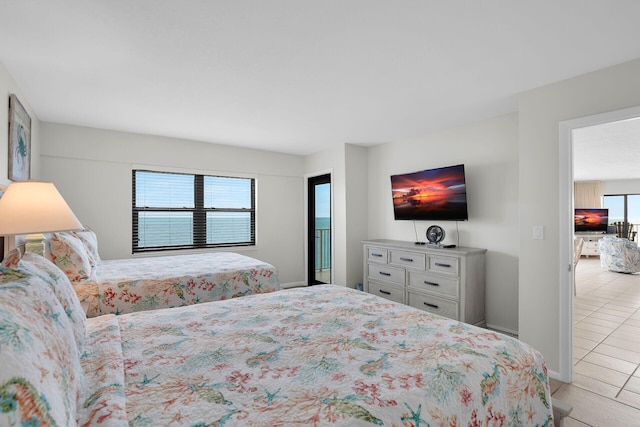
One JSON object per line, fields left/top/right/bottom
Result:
{"left": 603, "top": 193, "right": 640, "bottom": 223}
{"left": 603, "top": 193, "right": 640, "bottom": 238}
{"left": 132, "top": 169, "right": 256, "bottom": 253}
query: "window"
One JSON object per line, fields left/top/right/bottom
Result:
{"left": 132, "top": 170, "right": 255, "bottom": 253}
{"left": 604, "top": 193, "right": 640, "bottom": 225}
{"left": 604, "top": 195, "right": 624, "bottom": 224}
{"left": 604, "top": 193, "right": 640, "bottom": 240}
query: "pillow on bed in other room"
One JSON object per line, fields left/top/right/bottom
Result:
{"left": 17, "top": 252, "right": 88, "bottom": 353}
{"left": 50, "top": 231, "right": 93, "bottom": 282}
{"left": 0, "top": 268, "right": 82, "bottom": 427}
{"left": 71, "top": 228, "right": 100, "bottom": 268}
{"left": 0, "top": 246, "right": 23, "bottom": 268}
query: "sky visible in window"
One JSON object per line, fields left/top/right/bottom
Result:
{"left": 603, "top": 194, "right": 640, "bottom": 224}
{"left": 315, "top": 183, "right": 330, "bottom": 218}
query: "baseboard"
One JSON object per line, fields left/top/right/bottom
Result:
{"left": 547, "top": 369, "right": 562, "bottom": 381}
{"left": 280, "top": 281, "right": 307, "bottom": 289}
{"left": 485, "top": 323, "right": 519, "bottom": 338}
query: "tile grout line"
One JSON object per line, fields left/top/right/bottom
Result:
{"left": 613, "top": 304, "right": 640, "bottom": 399}
{"left": 577, "top": 266, "right": 640, "bottom": 400}
{"left": 569, "top": 258, "right": 640, "bottom": 422}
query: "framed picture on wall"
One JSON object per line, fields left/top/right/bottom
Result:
{"left": 8, "top": 94, "right": 31, "bottom": 181}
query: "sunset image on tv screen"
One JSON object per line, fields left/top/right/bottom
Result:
{"left": 391, "top": 164, "right": 468, "bottom": 221}
{"left": 574, "top": 208, "right": 608, "bottom": 232}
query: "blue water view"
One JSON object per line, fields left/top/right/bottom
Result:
{"left": 138, "top": 215, "right": 251, "bottom": 247}
{"left": 315, "top": 217, "right": 331, "bottom": 270}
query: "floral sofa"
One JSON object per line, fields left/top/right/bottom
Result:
{"left": 598, "top": 235, "right": 640, "bottom": 273}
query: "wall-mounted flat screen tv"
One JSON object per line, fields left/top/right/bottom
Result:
{"left": 574, "top": 208, "right": 609, "bottom": 233}
{"left": 391, "top": 164, "right": 468, "bottom": 221}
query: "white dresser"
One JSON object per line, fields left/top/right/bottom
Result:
{"left": 575, "top": 233, "right": 608, "bottom": 257}
{"left": 362, "top": 239, "right": 486, "bottom": 326}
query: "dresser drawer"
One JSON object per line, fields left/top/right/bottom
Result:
{"left": 390, "top": 250, "right": 426, "bottom": 270}
{"left": 367, "top": 263, "right": 405, "bottom": 285}
{"left": 408, "top": 271, "right": 459, "bottom": 299}
{"left": 408, "top": 292, "right": 459, "bottom": 320}
{"left": 368, "top": 281, "right": 404, "bottom": 303}
{"left": 428, "top": 256, "right": 459, "bottom": 276}
{"left": 582, "top": 241, "right": 600, "bottom": 256}
{"left": 364, "top": 240, "right": 485, "bottom": 325}
{"left": 367, "top": 247, "right": 388, "bottom": 263}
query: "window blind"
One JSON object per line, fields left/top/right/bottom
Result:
{"left": 132, "top": 170, "right": 255, "bottom": 253}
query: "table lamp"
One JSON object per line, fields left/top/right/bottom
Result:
{"left": 0, "top": 181, "right": 83, "bottom": 256}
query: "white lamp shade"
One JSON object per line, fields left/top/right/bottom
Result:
{"left": 0, "top": 181, "right": 83, "bottom": 235}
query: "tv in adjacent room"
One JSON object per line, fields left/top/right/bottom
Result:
{"left": 574, "top": 208, "right": 609, "bottom": 233}
{"left": 391, "top": 164, "right": 468, "bottom": 221}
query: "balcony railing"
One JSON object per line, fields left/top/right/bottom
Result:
{"left": 315, "top": 228, "right": 331, "bottom": 271}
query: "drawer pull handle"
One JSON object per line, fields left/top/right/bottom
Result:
{"left": 424, "top": 281, "right": 439, "bottom": 287}
{"left": 434, "top": 262, "right": 451, "bottom": 268}
{"left": 379, "top": 290, "right": 391, "bottom": 295}
{"left": 372, "top": 253, "right": 383, "bottom": 257}
{"left": 379, "top": 272, "right": 391, "bottom": 276}
{"left": 400, "top": 257, "right": 414, "bottom": 262}
{"left": 424, "top": 302, "right": 439, "bottom": 309}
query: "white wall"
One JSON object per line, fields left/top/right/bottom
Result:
{"left": 602, "top": 179, "right": 640, "bottom": 195}
{"left": 0, "top": 62, "right": 41, "bottom": 184}
{"left": 518, "top": 58, "right": 640, "bottom": 375}
{"left": 366, "top": 113, "right": 520, "bottom": 333}
{"left": 344, "top": 144, "right": 368, "bottom": 288}
{"left": 39, "top": 123, "right": 306, "bottom": 285}
{"left": 304, "top": 143, "right": 369, "bottom": 288}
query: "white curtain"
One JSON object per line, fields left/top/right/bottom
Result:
{"left": 574, "top": 181, "right": 603, "bottom": 208}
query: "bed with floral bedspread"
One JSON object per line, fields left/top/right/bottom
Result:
{"left": 73, "top": 251, "right": 279, "bottom": 317}
{"left": 0, "top": 253, "right": 555, "bottom": 427}
{"left": 3, "top": 230, "right": 279, "bottom": 317}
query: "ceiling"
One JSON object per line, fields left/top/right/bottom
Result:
{"left": 1, "top": 1, "right": 640, "bottom": 156}
{"left": 574, "top": 117, "right": 640, "bottom": 181}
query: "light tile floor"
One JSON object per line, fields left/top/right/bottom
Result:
{"left": 550, "top": 257, "right": 640, "bottom": 426}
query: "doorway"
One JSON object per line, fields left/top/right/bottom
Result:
{"left": 560, "top": 105, "right": 640, "bottom": 382}
{"left": 307, "top": 173, "right": 332, "bottom": 285}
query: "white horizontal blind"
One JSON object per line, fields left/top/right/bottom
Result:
{"left": 133, "top": 170, "right": 255, "bottom": 252}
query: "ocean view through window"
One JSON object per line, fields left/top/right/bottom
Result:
{"left": 133, "top": 170, "right": 255, "bottom": 253}
{"left": 603, "top": 193, "right": 640, "bottom": 239}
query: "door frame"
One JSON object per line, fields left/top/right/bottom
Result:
{"left": 559, "top": 105, "right": 640, "bottom": 382}
{"left": 304, "top": 169, "right": 334, "bottom": 286}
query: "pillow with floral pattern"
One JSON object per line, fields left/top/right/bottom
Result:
{"left": 71, "top": 228, "right": 100, "bottom": 268}
{"left": 17, "top": 252, "right": 88, "bottom": 353}
{"left": 0, "top": 270, "right": 82, "bottom": 426}
{"left": 50, "top": 232, "right": 93, "bottom": 282}
{"left": 0, "top": 246, "right": 23, "bottom": 268}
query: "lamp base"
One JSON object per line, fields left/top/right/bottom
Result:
{"left": 25, "top": 233, "right": 45, "bottom": 257}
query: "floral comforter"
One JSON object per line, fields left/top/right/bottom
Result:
{"left": 83, "top": 285, "right": 554, "bottom": 426}
{"left": 73, "top": 252, "right": 279, "bottom": 317}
